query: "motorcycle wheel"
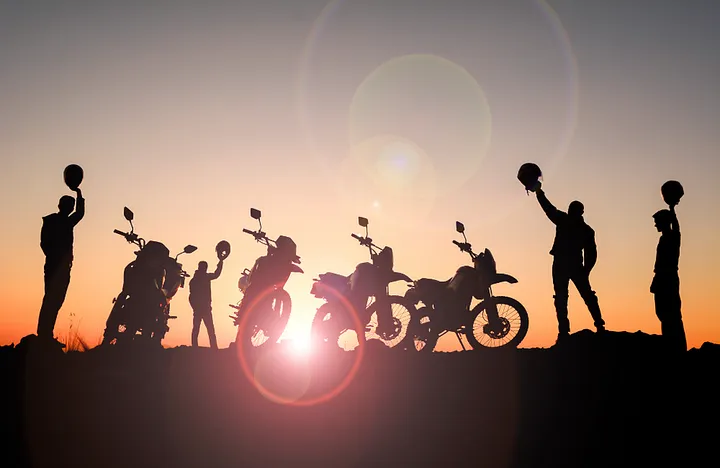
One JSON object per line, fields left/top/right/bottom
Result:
{"left": 401, "top": 306, "right": 439, "bottom": 353}
{"left": 364, "top": 295, "right": 414, "bottom": 348}
{"left": 310, "top": 302, "right": 353, "bottom": 348}
{"left": 466, "top": 296, "right": 529, "bottom": 349}
{"left": 237, "top": 289, "right": 292, "bottom": 350}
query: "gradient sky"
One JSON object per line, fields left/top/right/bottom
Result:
{"left": 1, "top": 0, "right": 718, "bottom": 351}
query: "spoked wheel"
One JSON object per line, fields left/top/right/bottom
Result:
{"left": 402, "top": 307, "right": 439, "bottom": 353}
{"left": 310, "top": 302, "right": 354, "bottom": 349}
{"left": 466, "top": 296, "right": 529, "bottom": 349}
{"left": 364, "top": 296, "right": 414, "bottom": 348}
{"left": 238, "top": 289, "right": 292, "bottom": 350}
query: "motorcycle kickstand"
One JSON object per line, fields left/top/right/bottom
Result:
{"left": 455, "top": 332, "right": 466, "bottom": 351}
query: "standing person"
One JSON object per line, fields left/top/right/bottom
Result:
{"left": 651, "top": 206, "right": 686, "bottom": 352}
{"left": 189, "top": 259, "right": 224, "bottom": 349}
{"left": 534, "top": 183, "right": 605, "bottom": 342}
{"left": 37, "top": 187, "right": 85, "bottom": 346}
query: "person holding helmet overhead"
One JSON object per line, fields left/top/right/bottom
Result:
{"left": 534, "top": 182, "right": 606, "bottom": 343}
{"left": 37, "top": 181, "right": 85, "bottom": 347}
{"left": 651, "top": 181, "right": 686, "bottom": 353}
{"left": 189, "top": 258, "right": 224, "bottom": 349}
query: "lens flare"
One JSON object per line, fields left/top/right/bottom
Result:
{"left": 334, "top": 133, "right": 438, "bottom": 229}
{"left": 348, "top": 53, "right": 492, "bottom": 195}
{"left": 235, "top": 284, "right": 366, "bottom": 406}
{"left": 294, "top": 0, "right": 579, "bottom": 187}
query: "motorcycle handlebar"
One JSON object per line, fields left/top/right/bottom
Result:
{"left": 352, "top": 233, "right": 378, "bottom": 250}
{"left": 453, "top": 239, "right": 475, "bottom": 257}
{"left": 242, "top": 228, "right": 253, "bottom": 235}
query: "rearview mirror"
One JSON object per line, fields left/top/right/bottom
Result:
{"left": 250, "top": 208, "right": 261, "bottom": 220}
{"left": 123, "top": 207, "right": 134, "bottom": 221}
{"left": 184, "top": 245, "right": 198, "bottom": 254}
{"left": 456, "top": 221, "right": 465, "bottom": 233}
{"left": 358, "top": 216, "right": 369, "bottom": 228}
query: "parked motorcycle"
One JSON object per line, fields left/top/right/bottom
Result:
{"left": 402, "top": 221, "right": 529, "bottom": 352}
{"left": 310, "top": 216, "right": 415, "bottom": 350}
{"left": 102, "top": 207, "right": 196, "bottom": 346}
{"left": 230, "top": 208, "right": 303, "bottom": 350}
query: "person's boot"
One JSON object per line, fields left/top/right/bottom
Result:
{"left": 555, "top": 332, "right": 570, "bottom": 346}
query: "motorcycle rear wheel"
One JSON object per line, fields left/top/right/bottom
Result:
{"left": 310, "top": 295, "right": 413, "bottom": 351}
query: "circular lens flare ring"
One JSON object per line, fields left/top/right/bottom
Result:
{"left": 235, "top": 283, "right": 366, "bottom": 406}
{"left": 294, "top": 0, "right": 580, "bottom": 191}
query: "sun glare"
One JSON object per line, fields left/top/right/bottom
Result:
{"left": 286, "top": 337, "right": 311, "bottom": 357}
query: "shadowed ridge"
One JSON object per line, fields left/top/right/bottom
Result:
{"left": 1, "top": 332, "right": 719, "bottom": 467}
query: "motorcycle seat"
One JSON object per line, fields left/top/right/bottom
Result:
{"left": 423, "top": 278, "right": 452, "bottom": 288}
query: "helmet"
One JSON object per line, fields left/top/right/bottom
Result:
{"left": 216, "top": 240, "right": 231, "bottom": 260}
{"left": 63, "top": 164, "right": 84, "bottom": 190}
{"left": 375, "top": 246, "right": 394, "bottom": 270}
{"left": 661, "top": 180, "right": 684, "bottom": 206}
{"left": 139, "top": 241, "right": 170, "bottom": 262}
{"left": 275, "top": 235, "right": 300, "bottom": 263}
{"left": 517, "top": 163, "right": 542, "bottom": 192}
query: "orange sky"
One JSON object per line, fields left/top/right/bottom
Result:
{"left": 1, "top": 0, "right": 719, "bottom": 350}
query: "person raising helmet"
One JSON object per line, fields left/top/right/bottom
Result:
{"left": 534, "top": 183, "right": 606, "bottom": 343}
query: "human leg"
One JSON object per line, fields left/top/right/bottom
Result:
{"left": 571, "top": 268, "right": 605, "bottom": 331}
{"left": 552, "top": 260, "right": 571, "bottom": 336}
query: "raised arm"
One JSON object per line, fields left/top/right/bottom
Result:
{"left": 69, "top": 188, "right": 85, "bottom": 226}
{"left": 584, "top": 228, "right": 597, "bottom": 272}
{"left": 669, "top": 205, "right": 680, "bottom": 233}
{"left": 208, "top": 259, "right": 224, "bottom": 280}
{"left": 536, "top": 187, "right": 563, "bottom": 225}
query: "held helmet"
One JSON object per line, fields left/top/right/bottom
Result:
{"left": 661, "top": 180, "right": 684, "bottom": 206}
{"left": 216, "top": 240, "right": 231, "bottom": 260}
{"left": 517, "top": 163, "right": 542, "bottom": 192}
{"left": 63, "top": 164, "right": 84, "bottom": 190}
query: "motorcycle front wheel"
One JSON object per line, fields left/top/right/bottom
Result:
{"left": 365, "top": 296, "right": 414, "bottom": 348}
{"left": 401, "top": 306, "right": 439, "bottom": 353}
{"left": 466, "top": 296, "right": 529, "bottom": 349}
{"left": 236, "top": 289, "right": 292, "bottom": 350}
{"left": 311, "top": 302, "right": 346, "bottom": 347}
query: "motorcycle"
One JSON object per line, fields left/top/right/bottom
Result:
{"left": 310, "top": 216, "right": 415, "bottom": 350}
{"left": 102, "top": 206, "right": 196, "bottom": 346}
{"left": 230, "top": 208, "right": 303, "bottom": 350}
{"left": 402, "top": 221, "right": 529, "bottom": 352}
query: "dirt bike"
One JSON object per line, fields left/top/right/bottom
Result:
{"left": 310, "top": 216, "right": 415, "bottom": 351}
{"left": 102, "top": 207, "right": 196, "bottom": 347}
{"left": 402, "top": 221, "right": 529, "bottom": 352}
{"left": 229, "top": 208, "right": 303, "bottom": 350}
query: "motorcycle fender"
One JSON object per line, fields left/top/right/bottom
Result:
{"left": 493, "top": 273, "right": 518, "bottom": 284}
{"left": 388, "top": 271, "right": 413, "bottom": 283}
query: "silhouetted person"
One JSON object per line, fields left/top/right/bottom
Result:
{"left": 37, "top": 188, "right": 85, "bottom": 346}
{"left": 189, "top": 259, "right": 224, "bottom": 348}
{"left": 651, "top": 207, "right": 686, "bottom": 352}
{"left": 535, "top": 184, "right": 605, "bottom": 342}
